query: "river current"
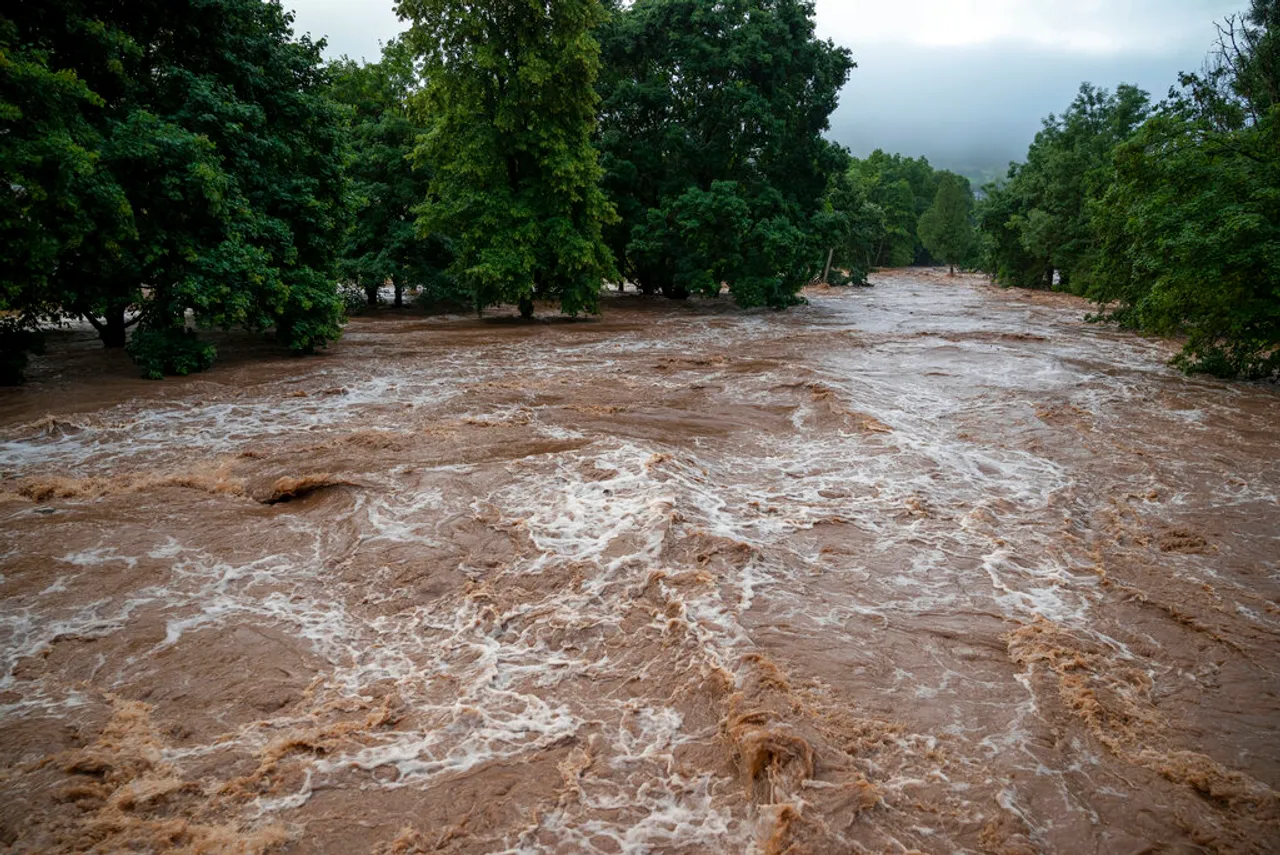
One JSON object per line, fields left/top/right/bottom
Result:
{"left": 1, "top": 270, "right": 1277, "bottom": 853}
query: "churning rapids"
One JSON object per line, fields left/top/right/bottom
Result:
{"left": 1, "top": 270, "right": 1277, "bottom": 854}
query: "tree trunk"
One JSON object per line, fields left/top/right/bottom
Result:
{"left": 95, "top": 305, "right": 129, "bottom": 349}
{"left": 394, "top": 280, "right": 404, "bottom": 309}
{"left": 635, "top": 269, "right": 657, "bottom": 296}
{"left": 822, "top": 248, "right": 835, "bottom": 285}
{"left": 949, "top": 264, "right": 956, "bottom": 276}
{"left": 662, "top": 284, "right": 690, "bottom": 301}
{"left": 366, "top": 286, "right": 379, "bottom": 308}
{"left": 518, "top": 296, "right": 535, "bottom": 319}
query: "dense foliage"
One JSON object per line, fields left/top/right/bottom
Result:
{"left": 804, "top": 149, "right": 978, "bottom": 282}
{"left": 329, "top": 39, "right": 452, "bottom": 310}
{"left": 918, "top": 174, "right": 975, "bottom": 275}
{"left": 127, "top": 328, "right": 218, "bottom": 381}
{"left": 847, "top": 151, "right": 956, "bottom": 268}
{"left": 4, "top": 0, "right": 1274, "bottom": 382}
{"left": 807, "top": 148, "right": 975, "bottom": 285}
{"left": 396, "top": 0, "right": 617, "bottom": 319}
{"left": 978, "top": 1, "right": 1278, "bottom": 378}
{"left": 812, "top": 151, "right": 883, "bottom": 286}
{"left": 978, "top": 83, "right": 1150, "bottom": 292}
{"left": 1, "top": 0, "right": 351, "bottom": 380}
{"left": 596, "top": 0, "right": 854, "bottom": 307}
{"left": 1088, "top": 3, "right": 1279, "bottom": 378}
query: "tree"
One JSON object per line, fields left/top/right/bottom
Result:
{"left": 0, "top": 6, "right": 135, "bottom": 368}
{"left": 815, "top": 150, "right": 885, "bottom": 285}
{"left": 597, "top": 0, "right": 854, "bottom": 307}
{"left": 848, "top": 151, "right": 945, "bottom": 267}
{"left": 329, "top": 38, "right": 452, "bottom": 310}
{"left": 978, "top": 83, "right": 1150, "bottom": 292}
{"left": 397, "top": 0, "right": 616, "bottom": 319}
{"left": 918, "top": 173, "right": 974, "bottom": 275}
{"left": 1, "top": 0, "right": 351, "bottom": 378}
{"left": 1087, "top": 1, "right": 1279, "bottom": 378}
{"left": 976, "top": 178, "right": 1038, "bottom": 286}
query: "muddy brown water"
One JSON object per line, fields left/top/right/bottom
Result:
{"left": 1, "top": 270, "right": 1277, "bottom": 854}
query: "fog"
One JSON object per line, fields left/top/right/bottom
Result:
{"left": 828, "top": 41, "right": 1218, "bottom": 182}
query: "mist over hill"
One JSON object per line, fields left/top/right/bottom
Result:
{"left": 825, "top": 40, "right": 1220, "bottom": 187}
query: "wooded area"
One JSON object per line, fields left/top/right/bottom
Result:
{"left": 2, "top": 0, "right": 1276, "bottom": 381}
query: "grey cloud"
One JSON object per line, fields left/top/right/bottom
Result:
{"left": 814, "top": 0, "right": 1243, "bottom": 54}
{"left": 827, "top": 33, "right": 1225, "bottom": 181}
{"left": 287, "top": 0, "right": 406, "bottom": 61}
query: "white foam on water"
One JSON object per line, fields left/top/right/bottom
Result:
{"left": 60, "top": 547, "right": 138, "bottom": 569}
{"left": 3, "top": 277, "right": 1277, "bottom": 852}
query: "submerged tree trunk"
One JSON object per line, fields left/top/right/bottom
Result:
{"left": 102, "top": 312, "right": 128, "bottom": 349}
{"left": 635, "top": 268, "right": 658, "bottom": 296}
{"left": 366, "top": 285, "right": 380, "bottom": 308}
{"left": 518, "top": 296, "right": 535, "bottom": 319}
{"left": 84, "top": 304, "right": 131, "bottom": 349}
{"left": 949, "top": 263, "right": 956, "bottom": 276}
{"left": 822, "top": 247, "right": 835, "bottom": 284}
{"left": 394, "top": 280, "right": 404, "bottom": 309}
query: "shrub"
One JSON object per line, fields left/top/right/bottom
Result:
{"left": 127, "top": 328, "right": 217, "bottom": 380}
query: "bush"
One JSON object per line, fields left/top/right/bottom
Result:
{"left": 127, "top": 328, "right": 217, "bottom": 380}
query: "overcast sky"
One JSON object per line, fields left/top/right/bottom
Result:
{"left": 285, "top": 0, "right": 1244, "bottom": 178}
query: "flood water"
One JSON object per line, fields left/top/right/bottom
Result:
{"left": 1, "top": 270, "right": 1278, "bottom": 854}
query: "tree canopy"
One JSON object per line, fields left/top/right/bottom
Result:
{"left": 596, "top": 0, "right": 854, "bottom": 307}
{"left": 918, "top": 173, "right": 975, "bottom": 275}
{"left": 975, "top": 1, "right": 1277, "bottom": 378}
{"left": 1, "top": 0, "right": 351, "bottom": 380}
{"left": 977, "top": 83, "right": 1151, "bottom": 293}
{"left": 847, "top": 151, "right": 947, "bottom": 268}
{"left": 396, "top": 0, "right": 617, "bottom": 319}
{"left": 329, "top": 38, "right": 452, "bottom": 310}
{"left": 1087, "top": 1, "right": 1279, "bottom": 378}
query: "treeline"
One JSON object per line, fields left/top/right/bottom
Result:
{"left": 1, "top": 0, "right": 862, "bottom": 382}
{"left": 825, "top": 152, "right": 976, "bottom": 282}
{"left": 3, "top": 1, "right": 1275, "bottom": 384}
{"left": 978, "top": 0, "right": 1278, "bottom": 379}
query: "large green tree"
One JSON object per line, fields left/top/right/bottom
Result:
{"left": 1, "top": 0, "right": 350, "bottom": 379}
{"left": 597, "top": 0, "right": 854, "bottom": 307}
{"left": 1088, "top": 1, "right": 1279, "bottom": 378}
{"left": 918, "top": 173, "right": 975, "bottom": 275}
{"left": 397, "top": 0, "right": 617, "bottom": 319}
{"left": 329, "top": 38, "right": 451, "bottom": 310}
{"left": 978, "top": 83, "right": 1150, "bottom": 292}
{"left": 0, "top": 8, "right": 135, "bottom": 374}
